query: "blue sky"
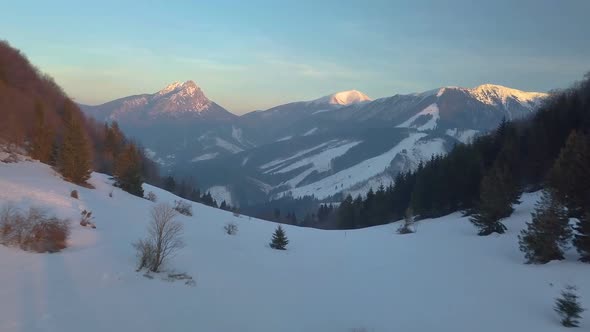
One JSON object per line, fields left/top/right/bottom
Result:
{"left": 2, "top": 0, "right": 589, "bottom": 114}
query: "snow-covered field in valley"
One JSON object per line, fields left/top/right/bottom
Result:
{"left": 0, "top": 160, "right": 588, "bottom": 332}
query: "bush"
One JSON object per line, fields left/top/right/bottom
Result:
{"left": 80, "top": 210, "right": 96, "bottom": 228}
{"left": 224, "top": 222, "right": 238, "bottom": 235}
{"left": 133, "top": 203, "right": 184, "bottom": 272}
{"left": 397, "top": 207, "right": 416, "bottom": 234}
{"left": 146, "top": 191, "right": 157, "bottom": 202}
{"left": 0, "top": 204, "right": 70, "bottom": 253}
{"left": 70, "top": 190, "right": 79, "bottom": 199}
{"left": 555, "top": 285, "right": 585, "bottom": 327}
{"left": 174, "top": 200, "right": 192, "bottom": 216}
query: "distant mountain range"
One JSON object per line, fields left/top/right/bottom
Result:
{"left": 80, "top": 81, "right": 547, "bottom": 206}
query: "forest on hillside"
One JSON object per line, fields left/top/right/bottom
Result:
{"left": 307, "top": 73, "right": 590, "bottom": 261}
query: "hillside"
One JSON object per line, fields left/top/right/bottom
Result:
{"left": 1, "top": 158, "right": 588, "bottom": 331}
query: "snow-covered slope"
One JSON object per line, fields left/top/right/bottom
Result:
{"left": 1, "top": 160, "right": 588, "bottom": 331}
{"left": 275, "top": 133, "right": 445, "bottom": 199}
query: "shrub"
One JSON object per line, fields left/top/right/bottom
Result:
{"left": 70, "top": 190, "right": 79, "bottom": 199}
{"left": 0, "top": 204, "right": 70, "bottom": 253}
{"left": 224, "top": 222, "right": 238, "bottom": 235}
{"left": 146, "top": 191, "right": 157, "bottom": 202}
{"left": 397, "top": 207, "right": 416, "bottom": 234}
{"left": 133, "top": 203, "right": 184, "bottom": 272}
{"left": 554, "top": 285, "right": 585, "bottom": 327}
{"left": 173, "top": 200, "right": 192, "bottom": 216}
{"left": 80, "top": 210, "right": 96, "bottom": 228}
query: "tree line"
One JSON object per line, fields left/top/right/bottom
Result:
{"left": 317, "top": 73, "right": 590, "bottom": 261}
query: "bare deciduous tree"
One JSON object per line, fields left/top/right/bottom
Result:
{"left": 134, "top": 203, "right": 184, "bottom": 272}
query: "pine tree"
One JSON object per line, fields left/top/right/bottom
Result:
{"left": 163, "top": 176, "right": 176, "bottom": 192}
{"left": 114, "top": 143, "right": 144, "bottom": 197}
{"left": 470, "top": 163, "right": 519, "bottom": 236}
{"left": 29, "top": 102, "right": 54, "bottom": 163}
{"left": 101, "top": 121, "right": 125, "bottom": 173}
{"left": 269, "top": 225, "right": 289, "bottom": 250}
{"left": 546, "top": 131, "right": 590, "bottom": 262}
{"left": 547, "top": 130, "right": 590, "bottom": 219}
{"left": 554, "top": 285, "right": 585, "bottom": 327}
{"left": 338, "top": 195, "right": 355, "bottom": 229}
{"left": 58, "top": 102, "right": 92, "bottom": 184}
{"left": 574, "top": 213, "right": 590, "bottom": 262}
{"left": 518, "top": 191, "right": 572, "bottom": 264}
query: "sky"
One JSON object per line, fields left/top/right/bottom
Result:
{"left": 1, "top": 0, "right": 589, "bottom": 114}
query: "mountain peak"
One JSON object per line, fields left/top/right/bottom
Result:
{"left": 157, "top": 80, "right": 202, "bottom": 96}
{"left": 468, "top": 83, "right": 547, "bottom": 108}
{"left": 314, "top": 90, "right": 372, "bottom": 105}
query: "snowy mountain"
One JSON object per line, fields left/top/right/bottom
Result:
{"left": 1, "top": 158, "right": 588, "bottom": 331}
{"left": 83, "top": 82, "right": 547, "bottom": 206}
{"left": 185, "top": 84, "right": 547, "bottom": 205}
{"left": 312, "top": 90, "right": 372, "bottom": 105}
{"left": 81, "top": 81, "right": 250, "bottom": 172}
{"left": 82, "top": 80, "right": 236, "bottom": 123}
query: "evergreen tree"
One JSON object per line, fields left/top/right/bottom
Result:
{"left": 269, "top": 225, "right": 289, "bottom": 250}
{"left": 101, "top": 121, "right": 125, "bottom": 173}
{"left": 554, "top": 285, "right": 585, "bottom": 327}
{"left": 114, "top": 143, "right": 144, "bottom": 197}
{"left": 547, "top": 130, "right": 590, "bottom": 219}
{"left": 470, "top": 163, "right": 519, "bottom": 235}
{"left": 546, "top": 131, "right": 590, "bottom": 262}
{"left": 29, "top": 102, "right": 54, "bottom": 163}
{"left": 518, "top": 191, "right": 572, "bottom": 264}
{"left": 163, "top": 176, "right": 176, "bottom": 192}
{"left": 338, "top": 195, "right": 355, "bottom": 229}
{"left": 574, "top": 213, "right": 590, "bottom": 262}
{"left": 220, "top": 200, "right": 228, "bottom": 210}
{"left": 58, "top": 102, "right": 92, "bottom": 184}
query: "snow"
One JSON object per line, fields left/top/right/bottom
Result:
{"left": 143, "top": 148, "right": 156, "bottom": 159}
{"left": 344, "top": 173, "right": 394, "bottom": 199}
{"left": 241, "top": 156, "right": 249, "bottom": 166}
{"left": 446, "top": 128, "right": 479, "bottom": 144}
{"left": 276, "top": 141, "right": 361, "bottom": 188}
{"left": 260, "top": 142, "right": 331, "bottom": 171}
{"left": 471, "top": 84, "right": 547, "bottom": 109}
{"left": 397, "top": 103, "right": 440, "bottom": 131}
{"left": 143, "top": 149, "right": 176, "bottom": 168}
{"left": 302, "top": 127, "right": 318, "bottom": 136}
{"left": 190, "top": 153, "right": 219, "bottom": 162}
{"left": 215, "top": 137, "right": 244, "bottom": 153}
{"left": 0, "top": 160, "right": 589, "bottom": 332}
{"left": 313, "top": 90, "right": 372, "bottom": 105}
{"left": 231, "top": 126, "right": 247, "bottom": 145}
{"left": 207, "top": 185, "right": 233, "bottom": 206}
{"left": 278, "top": 133, "right": 430, "bottom": 199}
{"left": 276, "top": 136, "right": 293, "bottom": 142}
{"left": 274, "top": 141, "right": 361, "bottom": 175}
{"left": 311, "top": 109, "right": 332, "bottom": 115}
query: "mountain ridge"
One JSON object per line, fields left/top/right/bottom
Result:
{"left": 80, "top": 81, "right": 549, "bottom": 207}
